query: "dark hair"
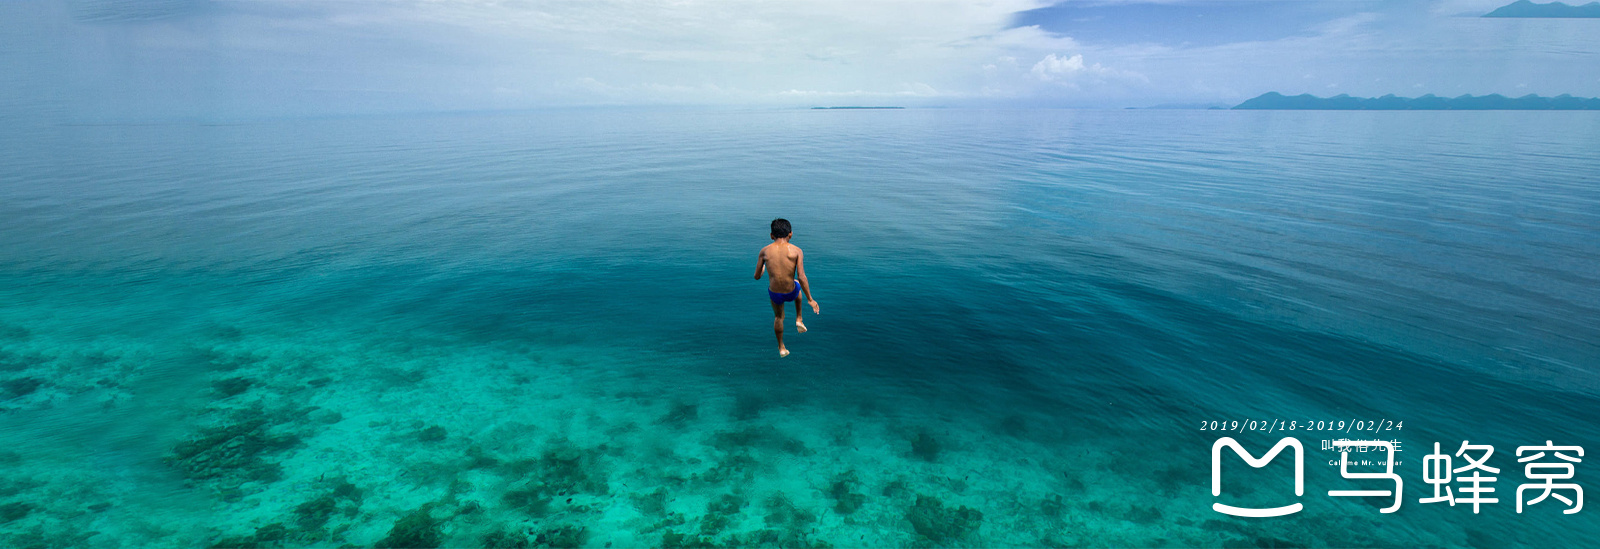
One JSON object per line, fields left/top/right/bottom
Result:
{"left": 770, "top": 218, "right": 792, "bottom": 238}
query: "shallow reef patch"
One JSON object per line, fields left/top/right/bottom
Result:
{"left": 658, "top": 402, "right": 700, "bottom": 428}
{"left": 1, "top": 377, "right": 44, "bottom": 399}
{"left": 166, "top": 408, "right": 305, "bottom": 496}
{"left": 373, "top": 504, "right": 446, "bottom": 549}
{"left": 0, "top": 501, "right": 35, "bottom": 523}
{"left": 909, "top": 430, "right": 941, "bottom": 461}
{"left": 708, "top": 425, "right": 810, "bottom": 456}
{"left": 826, "top": 471, "right": 867, "bottom": 515}
{"left": 906, "top": 495, "right": 982, "bottom": 545}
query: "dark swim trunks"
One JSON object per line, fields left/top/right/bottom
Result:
{"left": 769, "top": 283, "right": 800, "bottom": 304}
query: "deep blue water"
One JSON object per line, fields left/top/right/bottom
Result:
{"left": 0, "top": 109, "right": 1596, "bottom": 547}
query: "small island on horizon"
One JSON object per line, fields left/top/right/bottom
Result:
{"left": 810, "top": 106, "right": 906, "bottom": 110}
{"left": 1484, "top": 0, "right": 1600, "bottom": 17}
{"left": 1233, "top": 92, "right": 1600, "bottom": 110}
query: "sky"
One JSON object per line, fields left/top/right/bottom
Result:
{"left": 1, "top": 0, "right": 1598, "bottom": 119}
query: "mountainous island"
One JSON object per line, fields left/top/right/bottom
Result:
{"left": 1233, "top": 92, "right": 1600, "bottom": 110}
{"left": 1484, "top": 0, "right": 1600, "bottom": 17}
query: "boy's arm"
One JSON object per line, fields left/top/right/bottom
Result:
{"left": 753, "top": 249, "right": 766, "bottom": 280}
{"left": 796, "top": 249, "right": 819, "bottom": 313}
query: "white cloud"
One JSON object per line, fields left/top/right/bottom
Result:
{"left": 1031, "top": 53, "right": 1091, "bottom": 81}
{"left": 1029, "top": 53, "right": 1145, "bottom": 87}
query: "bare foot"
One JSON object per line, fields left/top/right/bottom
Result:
{"left": 796, "top": 320, "right": 808, "bottom": 334}
{"left": 779, "top": 347, "right": 790, "bottom": 358}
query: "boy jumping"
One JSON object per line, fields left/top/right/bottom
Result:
{"left": 755, "top": 218, "right": 819, "bottom": 357}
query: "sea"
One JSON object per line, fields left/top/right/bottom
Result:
{"left": 0, "top": 108, "right": 1596, "bottom": 548}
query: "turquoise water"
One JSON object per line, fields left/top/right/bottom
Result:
{"left": 1, "top": 109, "right": 1596, "bottom": 547}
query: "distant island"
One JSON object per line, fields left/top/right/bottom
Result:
{"left": 1484, "top": 0, "right": 1600, "bottom": 17}
{"left": 810, "top": 106, "right": 905, "bottom": 110}
{"left": 1233, "top": 92, "right": 1600, "bottom": 110}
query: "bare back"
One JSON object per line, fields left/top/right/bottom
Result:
{"left": 761, "top": 240, "right": 801, "bottom": 293}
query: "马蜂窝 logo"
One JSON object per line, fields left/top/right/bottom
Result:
{"left": 1212, "top": 436, "right": 1583, "bottom": 517}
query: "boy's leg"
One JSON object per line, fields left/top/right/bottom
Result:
{"left": 794, "top": 295, "right": 807, "bottom": 333}
{"left": 771, "top": 301, "right": 788, "bottom": 357}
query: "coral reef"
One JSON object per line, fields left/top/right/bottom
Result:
{"left": 211, "top": 378, "right": 254, "bottom": 398}
{"left": 167, "top": 409, "right": 303, "bottom": 492}
{"left": 0, "top": 315, "right": 1516, "bottom": 549}
{"left": 761, "top": 492, "right": 816, "bottom": 533}
{"left": 1, "top": 377, "right": 43, "bottom": 399}
{"left": 0, "top": 501, "right": 35, "bottom": 523}
{"left": 825, "top": 471, "right": 867, "bottom": 515}
{"left": 373, "top": 505, "right": 445, "bottom": 549}
{"left": 204, "top": 477, "right": 365, "bottom": 547}
{"left": 0, "top": 323, "right": 31, "bottom": 341}
{"left": 909, "top": 430, "right": 940, "bottom": 461}
{"left": 905, "top": 495, "right": 982, "bottom": 545}
{"left": 500, "top": 485, "right": 554, "bottom": 517}
{"left": 631, "top": 487, "right": 670, "bottom": 515}
{"left": 532, "top": 443, "right": 610, "bottom": 495}
{"left": 480, "top": 524, "right": 588, "bottom": 549}
{"left": 482, "top": 529, "right": 534, "bottom": 549}
{"left": 699, "top": 493, "right": 747, "bottom": 535}
{"left": 292, "top": 478, "right": 362, "bottom": 534}
{"left": 418, "top": 425, "right": 448, "bottom": 442}
{"left": 208, "top": 523, "right": 289, "bottom": 549}
{"left": 658, "top": 402, "right": 699, "bottom": 428}
{"left": 709, "top": 425, "right": 809, "bottom": 456}
{"left": 661, "top": 530, "right": 718, "bottom": 549}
